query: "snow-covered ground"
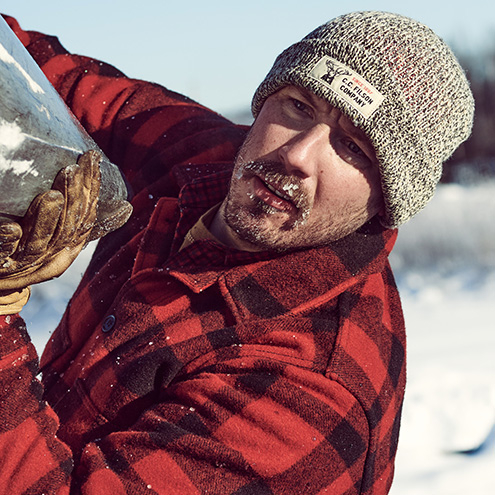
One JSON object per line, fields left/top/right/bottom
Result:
{"left": 21, "top": 179, "right": 495, "bottom": 494}
{"left": 388, "top": 180, "right": 495, "bottom": 494}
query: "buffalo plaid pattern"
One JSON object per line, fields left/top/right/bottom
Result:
{"left": 0, "top": 16, "right": 406, "bottom": 494}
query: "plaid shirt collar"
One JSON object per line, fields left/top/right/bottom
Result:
{"left": 166, "top": 167, "right": 277, "bottom": 292}
{"left": 153, "top": 165, "right": 397, "bottom": 295}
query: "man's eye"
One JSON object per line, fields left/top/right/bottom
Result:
{"left": 291, "top": 98, "right": 309, "bottom": 114}
{"left": 337, "top": 138, "right": 374, "bottom": 168}
{"left": 347, "top": 140, "right": 364, "bottom": 155}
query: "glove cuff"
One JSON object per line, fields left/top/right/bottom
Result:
{"left": 0, "top": 287, "right": 31, "bottom": 315}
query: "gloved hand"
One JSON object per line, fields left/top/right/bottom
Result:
{"left": 0, "top": 150, "right": 125, "bottom": 315}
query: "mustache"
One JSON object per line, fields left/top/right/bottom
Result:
{"left": 240, "top": 160, "right": 309, "bottom": 211}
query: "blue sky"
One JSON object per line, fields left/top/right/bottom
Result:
{"left": 2, "top": 1, "right": 493, "bottom": 114}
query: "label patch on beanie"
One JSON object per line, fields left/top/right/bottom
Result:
{"left": 309, "top": 56, "right": 384, "bottom": 118}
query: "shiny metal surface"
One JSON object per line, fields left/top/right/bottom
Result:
{"left": 0, "top": 16, "right": 129, "bottom": 224}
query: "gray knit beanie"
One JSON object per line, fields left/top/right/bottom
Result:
{"left": 252, "top": 11, "right": 475, "bottom": 228}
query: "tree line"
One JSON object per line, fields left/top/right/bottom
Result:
{"left": 445, "top": 44, "right": 495, "bottom": 182}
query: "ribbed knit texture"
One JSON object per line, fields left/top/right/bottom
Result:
{"left": 252, "top": 11, "right": 475, "bottom": 227}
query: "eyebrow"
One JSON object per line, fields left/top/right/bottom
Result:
{"left": 296, "top": 87, "right": 366, "bottom": 137}
{"left": 339, "top": 116, "right": 367, "bottom": 140}
{"left": 295, "top": 87, "right": 329, "bottom": 111}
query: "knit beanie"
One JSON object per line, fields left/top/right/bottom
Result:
{"left": 251, "top": 11, "right": 475, "bottom": 228}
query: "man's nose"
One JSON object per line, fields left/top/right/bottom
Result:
{"left": 278, "top": 124, "right": 329, "bottom": 178}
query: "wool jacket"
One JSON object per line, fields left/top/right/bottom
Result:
{"left": 0, "top": 16, "right": 406, "bottom": 495}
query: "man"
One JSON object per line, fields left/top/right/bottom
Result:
{"left": 0, "top": 11, "right": 473, "bottom": 495}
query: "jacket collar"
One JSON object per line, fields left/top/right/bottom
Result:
{"left": 161, "top": 166, "right": 398, "bottom": 302}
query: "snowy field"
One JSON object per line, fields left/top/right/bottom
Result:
{"left": 22, "top": 179, "right": 495, "bottom": 494}
{"left": 389, "top": 179, "right": 495, "bottom": 494}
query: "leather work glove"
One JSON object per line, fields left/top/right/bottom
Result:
{"left": 0, "top": 150, "right": 130, "bottom": 316}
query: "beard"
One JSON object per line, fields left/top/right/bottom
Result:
{"left": 221, "top": 159, "right": 368, "bottom": 253}
{"left": 234, "top": 160, "right": 310, "bottom": 225}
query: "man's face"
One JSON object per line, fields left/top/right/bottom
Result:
{"left": 212, "top": 85, "right": 384, "bottom": 252}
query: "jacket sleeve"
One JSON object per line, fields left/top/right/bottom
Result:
{"left": 2, "top": 15, "right": 247, "bottom": 197}
{"left": 0, "top": 312, "right": 371, "bottom": 494}
{"left": 0, "top": 315, "right": 73, "bottom": 493}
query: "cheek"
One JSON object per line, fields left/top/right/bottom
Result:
{"left": 316, "top": 167, "right": 379, "bottom": 211}
{"left": 364, "top": 169, "right": 384, "bottom": 207}
{"left": 240, "top": 122, "right": 289, "bottom": 162}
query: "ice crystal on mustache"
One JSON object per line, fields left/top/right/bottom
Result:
{"left": 241, "top": 160, "right": 310, "bottom": 219}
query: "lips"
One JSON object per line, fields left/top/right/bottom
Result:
{"left": 265, "top": 178, "right": 295, "bottom": 201}
{"left": 239, "top": 160, "right": 309, "bottom": 220}
{"left": 252, "top": 175, "right": 297, "bottom": 212}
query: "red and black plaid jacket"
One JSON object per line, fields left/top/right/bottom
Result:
{"left": 0, "top": 16, "right": 406, "bottom": 494}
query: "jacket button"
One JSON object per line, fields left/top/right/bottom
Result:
{"left": 102, "top": 314, "right": 116, "bottom": 333}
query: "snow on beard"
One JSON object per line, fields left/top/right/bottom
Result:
{"left": 234, "top": 159, "right": 311, "bottom": 229}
